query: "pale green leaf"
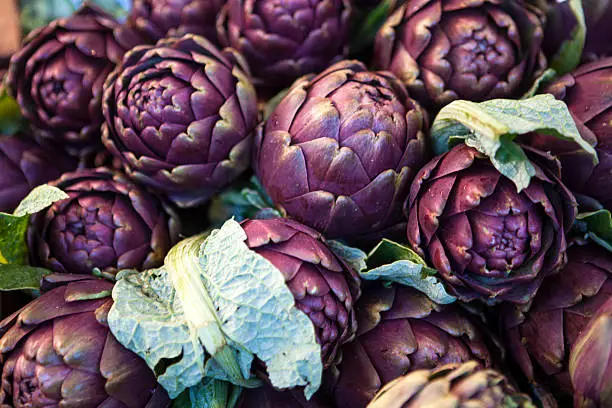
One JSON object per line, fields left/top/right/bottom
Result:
{"left": 13, "top": 185, "right": 68, "bottom": 217}
{"left": 431, "top": 95, "right": 596, "bottom": 191}
{"left": 327, "top": 240, "right": 367, "bottom": 273}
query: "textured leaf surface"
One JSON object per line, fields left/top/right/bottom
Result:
{"left": 431, "top": 95, "right": 595, "bottom": 191}
{"left": 109, "top": 220, "right": 322, "bottom": 400}
{"left": 361, "top": 239, "right": 456, "bottom": 305}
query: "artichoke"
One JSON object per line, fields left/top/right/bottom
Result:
{"left": 28, "top": 167, "right": 180, "bottom": 276}
{"left": 216, "top": 0, "right": 352, "bottom": 88}
{"left": 127, "top": 0, "right": 224, "bottom": 44}
{"left": 502, "top": 244, "right": 612, "bottom": 400}
{"left": 373, "top": 0, "right": 547, "bottom": 110}
{"left": 0, "top": 274, "right": 170, "bottom": 407}
{"left": 367, "top": 361, "right": 534, "bottom": 408}
{"left": 242, "top": 217, "right": 361, "bottom": 367}
{"left": 0, "top": 135, "right": 77, "bottom": 213}
{"left": 582, "top": 0, "right": 612, "bottom": 61}
{"left": 102, "top": 34, "right": 258, "bottom": 208}
{"left": 6, "top": 5, "right": 143, "bottom": 157}
{"left": 328, "top": 283, "right": 495, "bottom": 408}
{"left": 255, "top": 60, "right": 429, "bottom": 240}
{"left": 570, "top": 296, "right": 612, "bottom": 408}
{"left": 405, "top": 144, "right": 576, "bottom": 304}
{"left": 237, "top": 384, "right": 333, "bottom": 408}
{"left": 526, "top": 58, "right": 612, "bottom": 211}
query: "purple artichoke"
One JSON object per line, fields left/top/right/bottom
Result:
{"left": 570, "top": 296, "right": 612, "bottom": 408}
{"left": 216, "top": 0, "right": 352, "bottom": 88}
{"left": 582, "top": 0, "right": 612, "bottom": 61}
{"left": 526, "top": 58, "right": 612, "bottom": 211}
{"left": 237, "top": 384, "right": 333, "bottom": 408}
{"left": 405, "top": 144, "right": 576, "bottom": 304}
{"left": 0, "top": 274, "right": 170, "bottom": 407}
{"left": 6, "top": 5, "right": 143, "bottom": 157}
{"left": 367, "top": 361, "right": 534, "bottom": 408}
{"left": 328, "top": 283, "right": 495, "bottom": 408}
{"left": 242, "top": 217, "right": 361, "bottom": 367}
{"left": 28, "top": 167, "right": 180, "bottom": 276}
{"left": 373, "top": 0, "right": 547, "bottom": 110}
{"left": 127, "top": 0, "right": 224, "bottom": 44}
{"left": 254, "top": 60, "right": 429, "bottom": 240}
{"left": 0, "top": 135, "right": 77, "bottom": 213}
{"left": 102, "top": 34, "right": 258, "bottom": 208}
{"left": 502, "top": 244, "right": 612, "bottom": 399}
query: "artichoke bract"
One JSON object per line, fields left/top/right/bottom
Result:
{"left": 216, "top": 0, "right": 352, "bottom": 88}
{"left": 0, "top": 274, "right": 170, "bottom": 407}
{"left": 526, "top": 58, "right": 612, "bottom": 211}
{"left": 28, "top": 168, "right": 180, "bottom": 276}
{"left": 237, "top": 384, "right": 333, "bottom": 408}
{"left": 102, "top": 34, "right": 258, "bottom": 208}
{"left": 328, "top": 283, "right": 495, "bottom": 408}
{"left": 374, "top": 0, "right": 546, "bottom": 110}
{"left": 570, "top": 296, "right": 612, "bottom": 408}
{"left": 0, "top": 135, "right": 77, "bottom": 213}
{"left": 242, "top": 217, "right": 360, "bottom": 367}
{"left": 406, "top": 144, "right": 576, "bottom": 304}
{"left": 255, "top": 60, "right": 429, "bottom": 240}
{"left": 6, "top": 5, "right": 142, "bottom": 157}
{"left": 502, "top": 244, "right": 612, "bottom": 399}
{"left": 128, "top": 0, "right": 224, "bottom": 44}
{"left": 367, "top": 361, "right": 534, "bottom": 408}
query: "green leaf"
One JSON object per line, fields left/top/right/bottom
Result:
{"left": 108, "top": 219, "right": 322, "bottom": 400}
{"left": 349, "top": 0, "right": 397, "bottom": 54}
{"left": 548, "top": 0, "right": 586, "bottom": 75}
{"left": 573, "top": 210, "right": 612, "bottom": 252}
{"left": 0, "top": 265, "right": 50, "bottom": 290}
{"left": 0, "top": 87, "right": 25, "bottom": 135}
{"left": 327, "top": 240, "right": 367, "bottom": 273}
{"left": 521, "top": 68, "right": 558, "bottom": 99}
{"left": 208, "top": 177, "right": 282, "bottom": 225}
{"left": 171, "top": 379, "right": 242, "bottom": 408}
{"left": 0, "top": 186, "right": 67, "bottom": 283}
{"left": 431, "top": 94, "right": 596, "bottom": 191}
{"left": 360, "top": 239, "right": 456, "bottom": 305}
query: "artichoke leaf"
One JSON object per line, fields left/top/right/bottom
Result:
{"left": 0, "top": 185, "right": 67, "bottom": 266}
{"left": 431, "top": 94, "right": 596, "bottom": 191}
{"left": 359, "top": 239, "right": 456, "bottom": 305}
{"left": 573, "top": 210, "right": 612, "bottom": 253}
{"left": 108, "top": 219, "right": 322, "bottom": 400}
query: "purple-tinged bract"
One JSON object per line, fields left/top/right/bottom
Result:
{"left": 373, "top": 0, "right": 547, "bottom": 110}
{"left": 570, "top": 296, "right": 612, "bottom": 408}
{"left": 255, "top": 60, "right": 429, "bottom": 240}
{"left": 367, "top": 361, "right": 534, "bottom": 408}
{"left": 28, "top": 168, "right": 180, "bottom": 276}
{"left": 328, "top": 283, "right": 495, "bottom": 408}
{"left": 0, "top": 135, "right": 77, "bottom": 213}
{"left": 217, "top": 0, "right": 352, "bottom": 88}
{"left": 502, "top": 244, "right": 612, "bottom": 399}
{"left": 0, "top": 274, "right": 170, "bottom": 408}
{"left": 6, "top": 5, "right": 143, "bottom": 157}
{"left": 102, "top": 34, "right": 258, "bottom": 208}
{"left": 406, "top": 144, "right": 576, "bottom": 304}
{"left": 242, "top": 218, "right": 360, "bottom": 367}
{"left": 128, "top": 0, "right": 224, "bottom": 44}
{"left": 526, "top": 58, "right": 612, "bottom": 211}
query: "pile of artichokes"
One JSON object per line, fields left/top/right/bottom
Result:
{"left": 0, "top": 0, "right": 611, "bottom": 407}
